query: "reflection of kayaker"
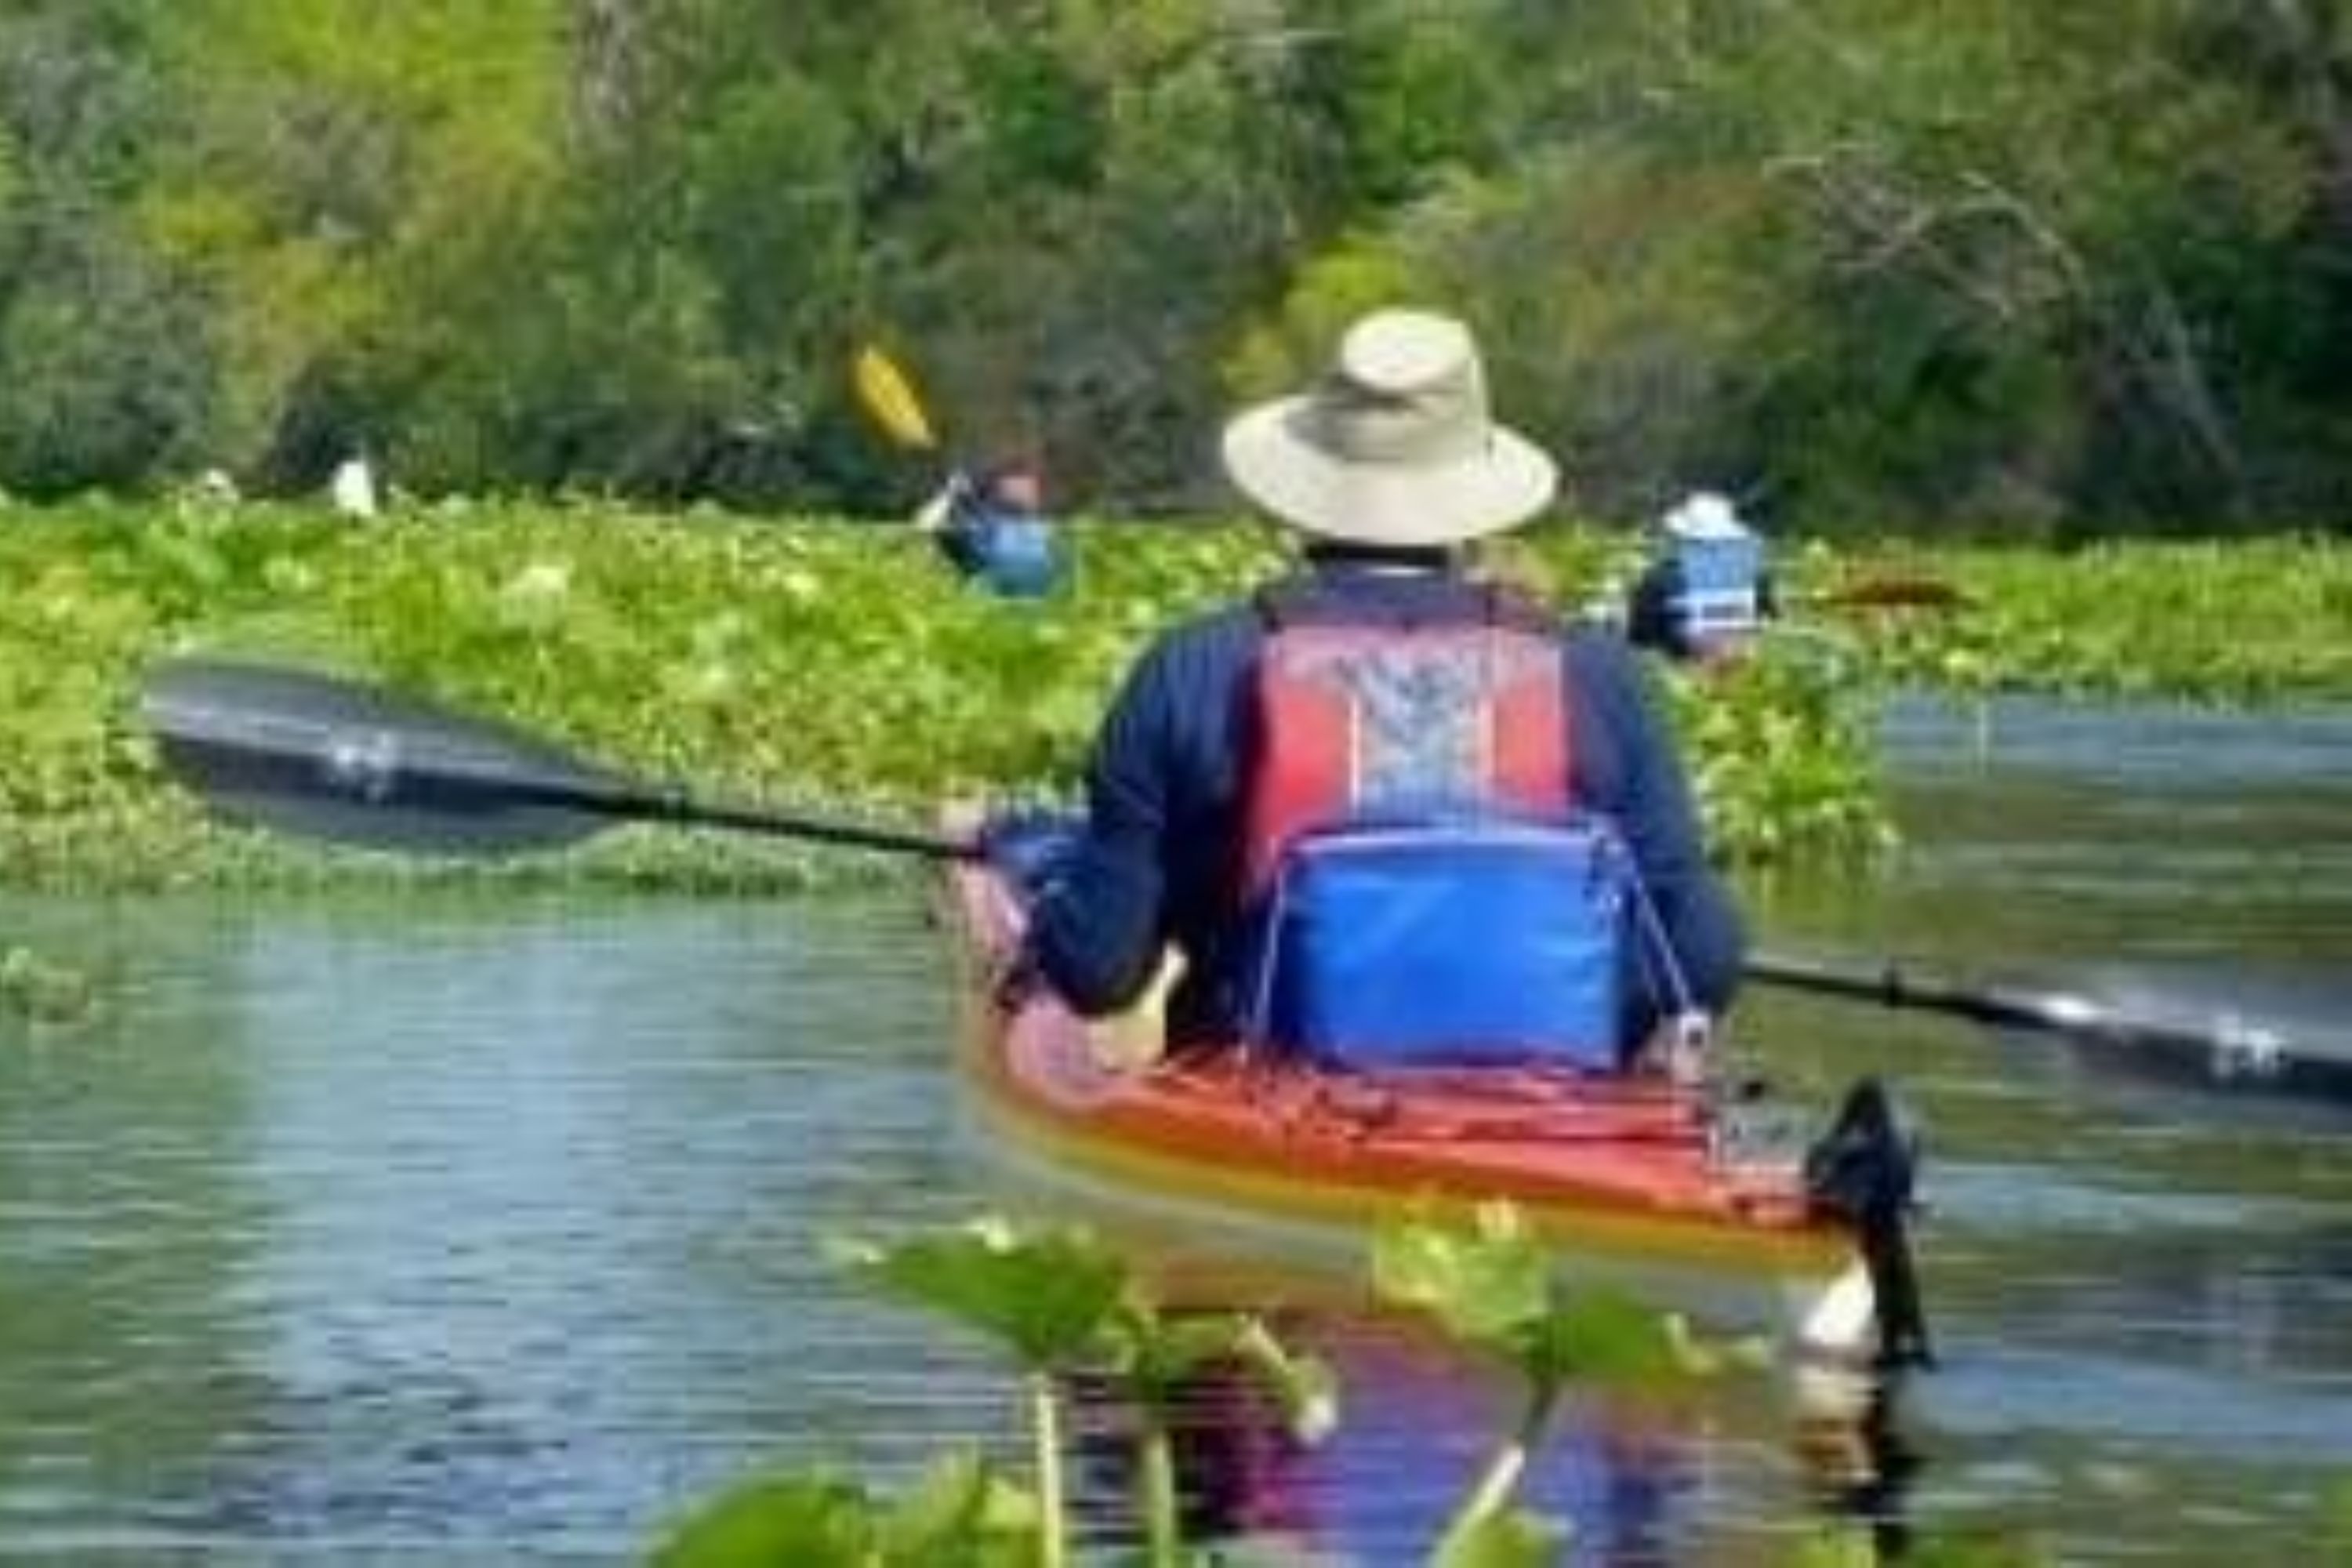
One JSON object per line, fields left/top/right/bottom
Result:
{"left": 1627, "top": 491, "right": 1778, "bottom": 665}
{"left": 1062, "top": 1310, "right": 1705, "bottom": 1561}
{"left": 915, "top": 457, "right": 1065, "bottom": 599}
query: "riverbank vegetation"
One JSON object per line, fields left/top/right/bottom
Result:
{"left": 4, "top": 5, "right": 2350, "bottom": 535}
{"left": 1, "top": 501, "right": 2341, "bottom": 891}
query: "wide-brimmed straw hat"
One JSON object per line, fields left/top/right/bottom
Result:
{"left": 1221, "top": 309, "right": 1557, "bottom": 547}
{"left": 1662, "top": 490, "right": 1750, "bottom": 542}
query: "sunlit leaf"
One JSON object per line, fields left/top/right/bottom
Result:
{"left": 1432, "top": 1505, "right": 1572, "bottom": 1568}
{"left": 830, "top": 1215, "right": 1128, "bottom": 1369}
{"left": 877, "top": 1452, "right": 1040, "bottom": 1566}
{"left": 1370, "top": 1205, "right": 1551, "bottom": 1345}
{"left": 1515, "top": 1294, "right": 1742, "bottom": 1391}
{"left": 651, "top": 1472, "right": 874, "bottom": 1568}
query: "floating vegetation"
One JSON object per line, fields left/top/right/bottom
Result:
{"left": 1804, "top": 536, "right": 2352, "bottom": 706}
{"left": 2, "top": 501, "right": 2338, "bottom": 891}
{"left": 0, "top": 943, "right": 99, "bottom": 1025}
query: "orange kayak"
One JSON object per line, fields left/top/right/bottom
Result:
{"left": 941, "top": 856, "right": 1914, "bottom": 1357}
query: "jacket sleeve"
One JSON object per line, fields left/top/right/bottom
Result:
{"left": 1023, "top": 641, "right": 1186, "bottom": 1015}
{"left": 1566, "top": 634, "right": 1748, "bottom": 1014}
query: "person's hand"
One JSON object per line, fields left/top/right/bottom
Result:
{"left": 988, "top": 941, "right": 1046, "bottom": 1013}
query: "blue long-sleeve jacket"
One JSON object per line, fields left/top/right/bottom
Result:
{"left": 1025, "top": 561, "right": 1747, "bottom": 1048}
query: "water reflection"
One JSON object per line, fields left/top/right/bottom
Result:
{"left": 1759, "top": 695, "right": 2352, "bottom": 1112}
{"left": 1065, "top": 1312, "right": 1735, "bottom": 1563}
{"left": 1, "top": 695, "right": 2347, "bottom": 1562}
{"left": 1795, "top": 1374, "right": 1922, "bottom": 1563}
{"left": 1061, "top": 1307, "right": 1937, "bottom": 1565}
{"left": 0, "top": 889, "right": 1006, "bottom": 1557}
{"left": 1795, "top": 695, "right": 2352, "bottom": 975}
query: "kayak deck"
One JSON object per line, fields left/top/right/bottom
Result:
{"left": 942, "top": 861, "right": 1858, "bottom": 1285}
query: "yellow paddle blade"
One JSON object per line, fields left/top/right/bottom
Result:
{"left": 852, "top": 343, "right": 938, "bottom": 451}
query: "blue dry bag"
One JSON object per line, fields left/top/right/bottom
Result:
{"left": 1247, "top": 817, "right": 1640, "bottom": 1071}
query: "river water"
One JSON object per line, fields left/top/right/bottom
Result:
{"left": 1, "top": 697, "right": 2346, "bottom": 1564}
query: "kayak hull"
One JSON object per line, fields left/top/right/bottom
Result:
{"left": 942, "top": 861, "right": 1868, "bottom": 1323}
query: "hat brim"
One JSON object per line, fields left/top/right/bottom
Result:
{"left": 1664, "top": 506, "right": 1748, "bottom": 542}
{"left": 1221, "top": 397, "right": 1557, "bottom": 547}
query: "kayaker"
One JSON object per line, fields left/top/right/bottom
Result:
{"left": 915, "top": 456, "right": 1066, "bottom": 599}
{"left": 1624, "top": 490, "right": 1778, "bottom": 664}
{"left": 993, "top": 307, "right": 1744, "bottom": 1076}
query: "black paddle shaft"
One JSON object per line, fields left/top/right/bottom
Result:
{"left": 142, "top": 659, "right": 2341, "bottom": 1103}
{"left": 1748, "top": 949, "right": 2348, "bottom": 1102}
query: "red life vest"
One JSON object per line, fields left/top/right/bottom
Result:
{"left": 1240, "top": 596, "right": 1573, "bottom": 897}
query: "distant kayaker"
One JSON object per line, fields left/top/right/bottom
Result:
{"left": 990, "top": 307, "right": 1744, "bottom": 1079}
{"left": 915, "top": 456, "right": 1066, "bottom": 599}
{"left": 1625, "top": 490, "right": 1777, "bottom": 664}
{"left": 329, "top": 448, "right": 382, "bottom": 521}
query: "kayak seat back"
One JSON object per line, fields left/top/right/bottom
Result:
{"left": 1246, "top": 816, "right": 1635, "bottom": 1072}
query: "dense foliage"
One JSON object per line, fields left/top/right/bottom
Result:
{"left": 2, "top": 3, "right": 2350, "bottom": 532}
{"left": 1837, "top": 537, "right": 2352, "bottom": 701}
{"left": 1, "top": 500, "right": 2340, "bottom": 891}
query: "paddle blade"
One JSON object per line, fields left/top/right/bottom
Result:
{"left": 141, "top": 659, "right": 626, "bottom": 857}
{"left": 852, "top": 343, "right": 938, "bottom": 451}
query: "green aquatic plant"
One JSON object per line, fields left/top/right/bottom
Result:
{"left": 0, "top": 500, "right": 1895, "bottom": 888}
{"left": 1666, "top": 644, "right": 1896, "bottom": 866}
{"left": 832, "top": 1217, "right": 1123, "bottom": 1568}
{"left": 5, "top": 501, "right": 2339, "bottom": 891}
{"left": 1088, "top": 1308, "right": 1336, "bottom": 1566}
{"left": 651, "top": 1205, "right": 1778, "bottom": 1564}
{"left": 0, "top": 944, "right": 100, "bottom": 1025}
{"left": 833, "top": 1215, "right": 1332, "bottom": 1568}
{"left": 1370, "top": 1202, "right": 1756, "bottom": 1564}
{"left": 1822, "top": 536, "right": 2352, "bottom": 706}
{"left": 654, "top": 1457, "right": 1039, "bottom": 1568}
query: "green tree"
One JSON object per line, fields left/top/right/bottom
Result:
{"left": 0, "top": 3, "right": 212, "bottom": 496}
{"left": 140, "top": 0, "right": 567, "bottom": 488}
